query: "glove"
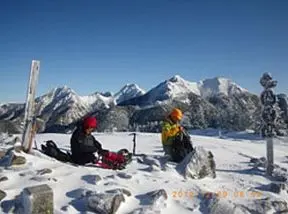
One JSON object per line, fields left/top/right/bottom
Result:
{"left": 178, "top": 126, "right": 184, "bottom": 132}
{"left": 99, "top": 149, "right": 109, "bottom": 155}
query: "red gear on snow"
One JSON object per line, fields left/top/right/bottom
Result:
{"left": 94, "top": 151, "right": 126, "bottom": 169}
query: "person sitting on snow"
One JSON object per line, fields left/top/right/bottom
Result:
{"left": 161, "top": 108, "right": 193, "bottom": 162}
{"left": 70, "top": 116, "right": 105, "bottom": 165}
{"left": 70, "top": 116, "right": 129, "bottom": 169}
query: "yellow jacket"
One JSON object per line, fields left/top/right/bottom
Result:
{"left": 161, "top": 117, "right": 181, "bottom": 145}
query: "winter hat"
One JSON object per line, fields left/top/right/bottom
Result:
{"left": 83, "top": 116, "right": 97, "bottom": 129}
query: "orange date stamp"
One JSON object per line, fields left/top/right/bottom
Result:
{"left": 171, "top": 190, "right": 263, "bottom": 199}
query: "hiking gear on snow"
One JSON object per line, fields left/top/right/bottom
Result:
{"left": 41, "top": 140, "right": 72, "bottom": 162}
{"left": 83, "top": 116, "right": 97, "bottom": 130}
{"left": 170, "top": 108, "right": 183, "bottom": 121}
{"left": 163, "top": 144, "right": 173, "bottom": 156}
{"left": 170, "top": 130, "right": 194, "bottom": 162}
{"left": 100, "top": 152, "right": 125, "bottom": 169}
{"left": 161, "top": 117, "right": 182, "bottom": 146}
{"left": 94, "top": 149, "right": 132, "bottom": 170}
{"left": 70, "top": 126, "right": 102, "bottom": 165}
{"left": 41, "top": 139, "right": 132, "bottom": 170}
{"left": 118, "top": 148, "right": 133, "bottom": 164}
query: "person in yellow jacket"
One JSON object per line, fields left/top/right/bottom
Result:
{"left": 161, "top": 108, "right": 194, "bottom": 162}
{"left": 161, "top": 108, "right": 184, "bottom": 157}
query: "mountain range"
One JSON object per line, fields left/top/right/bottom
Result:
{"left": 0, "top": 75, "right": 287, "bottom": 134}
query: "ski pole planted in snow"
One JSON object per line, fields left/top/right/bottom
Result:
{"left": 129, "top": 133, "right": 137, "bottom": 155}
{"left": 260, "top": 72, "right": 277, "bottom": 176}
{"left": 21, "top": 60, "right": 40, "bottom": 153}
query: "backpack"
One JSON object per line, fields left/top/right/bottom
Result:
{"left": 171, "top": 131, "right": 194, "bottom": 162}
{"left": 41, "top": 140, "right": 72, "bottom": 162}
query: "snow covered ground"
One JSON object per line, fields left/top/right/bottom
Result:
{"left": 0, "top": 131, "right": 288, "bottom": 213}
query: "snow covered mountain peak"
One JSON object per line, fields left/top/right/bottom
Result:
{"left": 120, "top": 83, "right": 145, "bottom": 94}
{"left": 198, "top": 77, "right": 248, "bottom": 98}
{"left": 38, "top": 86, "right": 78, "bottom": 105}
{"left": 165, "top": 75, "right": 200, "bottom": 96}
{"left": 131, "top": 75, "right": 250, "bottom": 106}
{"left": 113, "top": 83, "right": 146, "bottom": 104}
{"left": 48, "top": 86, "right": 78, "bottom": 99}
{"left": 169, "top": 74, "right": 185, "bottom": 83}
{"left": 132, "top": 75, "right": 201, "bottom": 106}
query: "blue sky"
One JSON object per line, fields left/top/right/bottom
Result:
{"left": 0, "top": 0, "right": 287, "bottom": 102}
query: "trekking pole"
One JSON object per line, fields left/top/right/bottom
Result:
{"left": 129, "top": 133, "right": 137, "bottom": 156}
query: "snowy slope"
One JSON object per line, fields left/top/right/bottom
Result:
{"left": 0, "top": 103, "right": 24, "bottom": 120}
{"left": 80, "top": 92, "right": 113, "bottom": 109}
{"left": 198, "top": 77, "right": 248, "bottom": 98}
{"left": 35, "top": 86, "right": 92, "bottom": 125}
{"left": 36, "top": 86, "right": 87, "bottom": 113}
{"left": 1, "top": 131, "right": 287, "bottom": 213}
{"left": 80, "top": 84, "right": 146, "bottom": 108}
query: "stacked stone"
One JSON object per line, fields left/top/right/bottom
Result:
{"left": 260, "top": 72, "right": 277, "bottom": 175}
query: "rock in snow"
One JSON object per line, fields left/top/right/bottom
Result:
{"left": 0, "top": 190, "right": 6, "bottom": 202}
{"left": 177, "top": 146, "right": 216, "bottom": 179}
{"left": 87, "top": 192, "right": 126, "bottom": 214}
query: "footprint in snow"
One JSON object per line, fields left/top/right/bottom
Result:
{"left": 104, "top": 181, "right": 120, "bottom": 186}
{"left": 19, "top": 171, "right": 34, "bottom": 177}
{"left": 82, "top": 175, "right": 102, "bottom": 185}
{"left": 105, "top": 175, "right": 116, "bottom": 179}
{"left": 117, "top": 172, "right": 132, "bottom": 179}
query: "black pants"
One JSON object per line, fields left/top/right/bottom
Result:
{"left": 72, "top": 153, "right": 96, "bottom": 165}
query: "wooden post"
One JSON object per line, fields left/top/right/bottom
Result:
{"left": 21, "top": 60, "right": 40, "bottom": 153}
